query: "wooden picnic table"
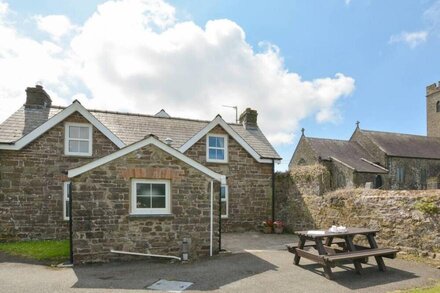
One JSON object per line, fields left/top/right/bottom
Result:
{"left": 291, "top": 227, "right": 398, "bottom": 279}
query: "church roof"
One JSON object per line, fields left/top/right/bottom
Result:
{"left": 361, "top": 129, "right": 440, "bottom": 159}
{"left": 306, "top": 137, "right": 388, "bottom": 173}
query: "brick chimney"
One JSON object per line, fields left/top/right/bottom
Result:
{"left": 239, "top": 108, "right": 258, "bottom": 129}
{"left": 25, "top": 85, "right": 52, "bottom": 108}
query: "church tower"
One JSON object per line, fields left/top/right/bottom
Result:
{"left": 427, "top": 81, "right": 440, "bottom": 137}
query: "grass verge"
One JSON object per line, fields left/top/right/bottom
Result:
{"left": 395, "top": 282, "right": 440, "bottom": 293}
{"left": 0, "top": 240, "right": 69, "bottom": 263}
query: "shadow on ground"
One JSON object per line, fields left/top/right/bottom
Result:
{"left": 298, "top": 261, "right": 418, "bottom": 290}
{"left": 72, "top": 252, "right": 277, "bottom": 291}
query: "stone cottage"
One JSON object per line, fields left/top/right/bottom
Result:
{"left": 290, "top": 81, "right": 440, "bottom": 190}
{"left": 0, "top": 85, "right": 280, "bottom": 263}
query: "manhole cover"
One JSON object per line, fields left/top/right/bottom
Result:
{"left": 147, "top": 279, "right": 193, "bottom": 292}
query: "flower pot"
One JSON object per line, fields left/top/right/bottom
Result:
{"left": 262, "top": 226, "right": 272, "bottom": 234}
{"left": 274, "top": 227, "right": 283, "bottom": 234}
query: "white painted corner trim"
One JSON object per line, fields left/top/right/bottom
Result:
{"left": 68, "top": 135, "right": 226, "bottom": 184}
{"left": 0, "top": 101, "right": 125, "bottom": 150}
{"left": 179, "top": 115, "right": 277, "bottom": 164}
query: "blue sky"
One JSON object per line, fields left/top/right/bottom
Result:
{"left": 1, "top": 0, "right": 440, "bottom": 170}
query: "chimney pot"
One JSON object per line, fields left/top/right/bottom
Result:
{"left": 25, "top": 85, "right": 52, "bottom": 108}
{"left": 239, "top": 108, "right": 258, "bottom": 129}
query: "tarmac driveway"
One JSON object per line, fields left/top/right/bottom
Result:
{"left": 0, "top": 232, "right": 439, "bottom": 293}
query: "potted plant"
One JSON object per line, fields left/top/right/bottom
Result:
{"left": 261, "top": 219, "right": 273, "bottom": 234}
{"left": 273, "top": 220, "right": 284, "bottom": 234}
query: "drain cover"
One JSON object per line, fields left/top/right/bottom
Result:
{"left": 147, "top": 279, "right": 193, "bottom": 292}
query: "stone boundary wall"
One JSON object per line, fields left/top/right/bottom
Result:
{"left": 275, "top": 172, "right": 440, "bottom": 256}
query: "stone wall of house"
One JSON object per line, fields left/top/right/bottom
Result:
{"left": 71, "top": 144, "right": 219, "bottom": 264}
{"left": 387, "top": 157, "right": 440, "bottom": 190}
{"left": 275, "top": 172, "right": 440, "bottom": 254}
{"left": 184, "top": 126, "right": 273, "bottom": 232}
{"left": 0, "top": 112, "right": 118, "bottom": 241}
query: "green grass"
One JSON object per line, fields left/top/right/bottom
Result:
{"left": 0, "top": 240, "right": 69, "bottom": 263}
{"left": 394, "top": 282, "right": 440, "bottom": 293}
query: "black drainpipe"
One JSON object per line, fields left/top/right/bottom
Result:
{"left": 69, "top": 181, "right": 73, "bottom": 264}
{"left": 218, "top": 182, "right": 222, "bottom": 251}
{"left": 272, "top": 159, "right": 275, "bottom": 224}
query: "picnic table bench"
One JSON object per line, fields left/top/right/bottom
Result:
{"left": 291, "top": 227, "right": 398, "bottom": 279}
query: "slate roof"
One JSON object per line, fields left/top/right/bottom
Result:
{"left": 306, "top": 137, "right": 388, "bottom": 173}
{"left": 0, "top": 105, "right": 280, "bottom": 159}
{"left": 361, "top": 129, "right": 440, "bottom": 159}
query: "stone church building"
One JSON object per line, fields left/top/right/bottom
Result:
{"left": 289, "top": 81, "right": 440, "bottom": 190}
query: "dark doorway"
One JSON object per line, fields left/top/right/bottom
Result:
{"left": 374, "top": 175, "right": 383, "bottom": 189}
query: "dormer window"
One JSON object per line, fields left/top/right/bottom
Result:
{"left": 65, "top": 122, "right": 93, "bottom": 156}
{"left": 206, "top": 134, "right": 228, "bottom": 163}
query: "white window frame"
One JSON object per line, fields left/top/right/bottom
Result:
{"left": 206, "top": 134, "right": 228, "bottom": 163}
{"left": 64, "top": 122, "right": 93, "bottom": 156}
{"left": 131, "top": 179, "right": 171, "bottom": 215}
{"left": 221, "top": 185, "right": 229, "bottom": 218}
{"left": 63, "top": 182, "right": 71, "bottom": 221}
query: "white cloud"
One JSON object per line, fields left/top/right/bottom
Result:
{"left": 0, "top": 0, "right": 355, "bottom": 146}
{"left": 389, "top": 31, "right": 428, "bottom": 48}
{"left": 424, "top": 0, "right": 440, "bottom": 35}
{"left": 35, "top": 15, "right": 76, "bottom": 40}
{"left": 0, "top": 1, "right": 7, "bottom": 16}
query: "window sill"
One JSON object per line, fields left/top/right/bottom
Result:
{"left": 221, "top": 216, "right": 228, "bottom": 219}
{"left": 63, "top": 154, "right": 93, "bottom": 158}
{"left": 129, "top": 214, "right": 174, "bottom": 219}
{"left": 206, "top": 160, "right": 229, "bottom": 164}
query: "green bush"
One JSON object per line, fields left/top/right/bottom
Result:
{"left": 415, "top": 198, "right": 439, "bottom": 215}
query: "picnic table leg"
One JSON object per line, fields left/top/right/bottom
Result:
{"left": 315, "top": 239, "right": 334, "bottom": 280}
{"left": 344, "top": 236, "right": 363, "bottom": 275}
{"left": 366, "top": 234, "right": 386, "bottom": 272}
{"left": 325, "top": 236, "right": 333, "bottom": 246}
{"left": 294, "top": 236, "right": 306, "bottom": 265}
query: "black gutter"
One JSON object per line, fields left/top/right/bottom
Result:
{"left": 69, "top": 182, "right": 73, "bottom": 264}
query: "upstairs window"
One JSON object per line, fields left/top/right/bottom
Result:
{"left": 65, "top": 122, "right": 92, "bottom": 156}
{"left": 206, "top": 134, "right": 228, "bottom": 163}
{"left": 131, "top": 179, "right": 171, "bottom": 215}
{"left": 437, "top": 101, "right": 440, "bottom": 112}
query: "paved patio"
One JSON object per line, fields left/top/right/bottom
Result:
{"left": 0, "top": 232, "right": 438, "bottom": 292}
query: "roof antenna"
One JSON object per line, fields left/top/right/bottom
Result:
{"left": 222, "top": 105, "right": 238, "bottom": 123}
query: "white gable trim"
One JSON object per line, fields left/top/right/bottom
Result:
{"left": 179, "top": 116, "right": 276, "bottom": 164}
{"left": 0, "top": 101, "right": 125, "bottom": 150}
{"left": 68, "top": 135, "right": 226, "bottom": 184}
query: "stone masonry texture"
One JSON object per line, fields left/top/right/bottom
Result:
{"left": 275, "top": 172, "right": 440, "bottom": 255}
{"left": 0, "top": 112, "right": 118, "bottom": 241}
{"left": 71, "top": 144, "right": 219, "bottom": 264}
{"left": 184, "top": 126, "right": 273, "bottom": 232}
{"left": 427, "top": 82, "right": 440, "bottom": 137}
